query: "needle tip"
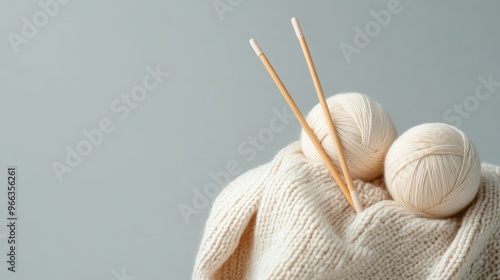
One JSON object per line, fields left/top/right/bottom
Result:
{"left": 291, "top": 17, "right": 303, "bottom": 39}
{"left": 249, "top": 38, "right": 263, "bottom": 56}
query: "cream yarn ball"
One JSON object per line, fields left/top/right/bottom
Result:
{"left": 384, "top": 123, "right": 481, "bottom": 218}
{"left": 301, "top": 92, "right": 397, "bottom": 181}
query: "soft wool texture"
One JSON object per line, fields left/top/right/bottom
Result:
{"left": 385, "top": 123, "right": 481, "bottom": 219}
{"left": 301, "top": 93, "right": 397, "bottom": 181}
{"left": 193, "top": 142, "right": 500, "bottom": 280}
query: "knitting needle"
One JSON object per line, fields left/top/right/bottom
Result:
{"left": 291, "top": 17, "right": 364, "bottom": 214}
{"left": 249, "top": 38, "right": 355, "bottom": 210}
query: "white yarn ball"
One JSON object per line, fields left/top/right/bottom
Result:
{"left": 301, "top": 92, "right": 397, "bottom": 181}
{"left": 384, "top": 123, "right": 481, "bottom": 219}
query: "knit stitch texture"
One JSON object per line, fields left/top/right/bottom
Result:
{"left": 193, "top": 142, "right": 500, "bottom": 279}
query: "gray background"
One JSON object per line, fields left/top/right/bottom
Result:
{"left": 0, "top": 0, "right": 499, "bottom": 279}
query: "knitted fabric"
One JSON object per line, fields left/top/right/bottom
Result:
{"left": 193, "top": 142, "right": 500, "bottom": 280}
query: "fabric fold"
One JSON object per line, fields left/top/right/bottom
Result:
{"left": 193, "top": 142, "right": 500, "bottom": 280}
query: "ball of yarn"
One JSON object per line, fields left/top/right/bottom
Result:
{"left": 384, "top": 123, "right": 481, "bottom": 218}
{"left": 301, "top": 92, "right": 397, "bottom": 181}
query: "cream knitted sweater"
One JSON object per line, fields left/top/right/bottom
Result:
{"left": 193, "top": 142, "right": 500, "bottom": 279}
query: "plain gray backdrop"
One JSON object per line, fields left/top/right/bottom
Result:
{"left": 0, "top": 0, "right": 499, "bottom": 279}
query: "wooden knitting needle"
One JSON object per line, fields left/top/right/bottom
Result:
{"left": 291, "top": 17, "right": 363, "bottom": 214}
{"left": 249, "top": 38, "right": 355, "bottom": 210}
